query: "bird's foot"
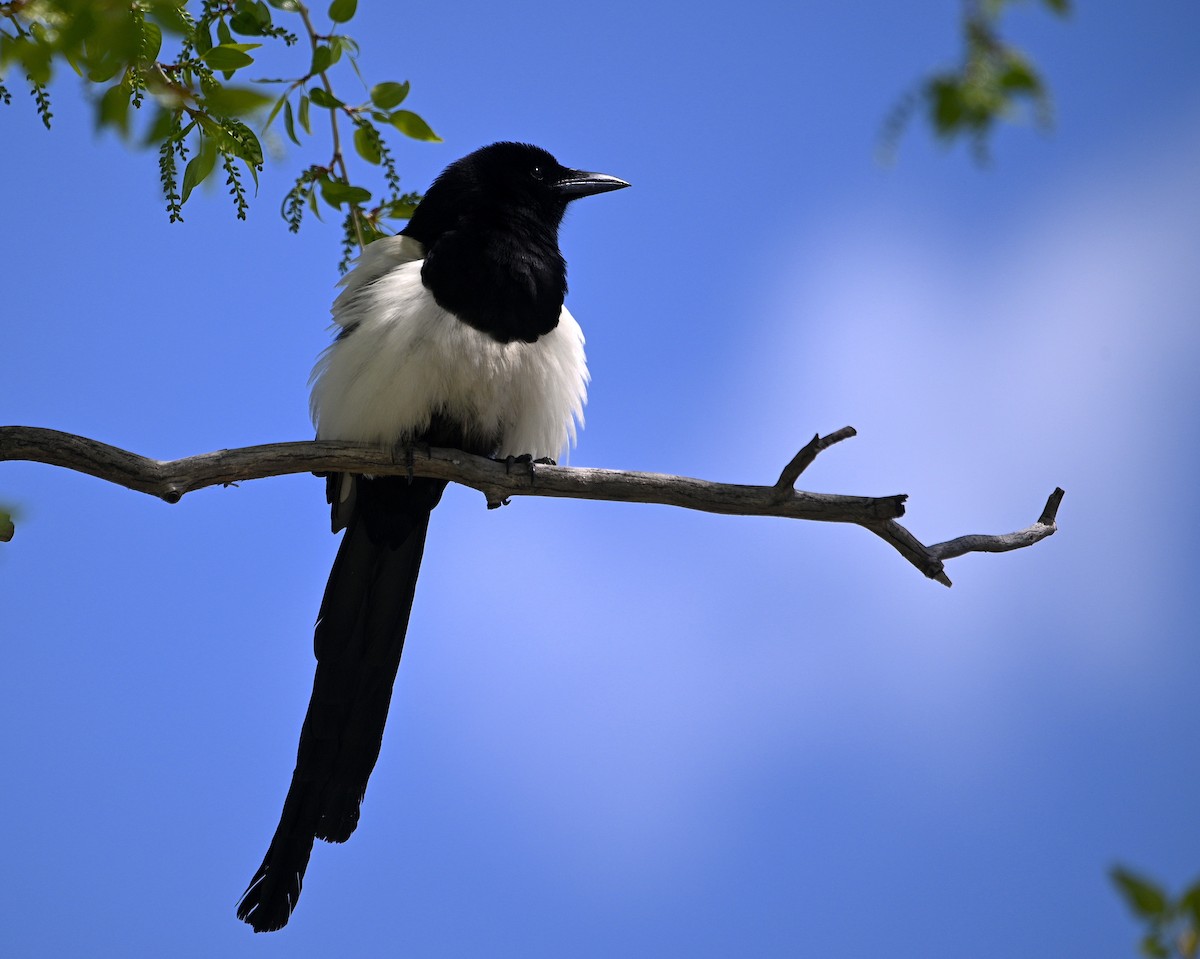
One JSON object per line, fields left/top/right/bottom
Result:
{"left": 394, "top": 440, "right": 431, "bottom": 483}
{"left": 490, "top": 454, "right": 555, "bottom": 506}
{"left": 499, "top": 453, "right": 556, "bottom": 474}
{"left": 501, "top": 453, "right": 531, "bottom": 474}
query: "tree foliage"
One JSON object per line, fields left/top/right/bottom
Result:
{"left": 882, "top": 0, "right": 1071, "bottom": 162}
{"left": 0, "top": 0, "right": 439, "bottom": 269}
{"left": 1112, "top": 867, "right": 1200, "bottom": 958}
{"left": 2, "top": 0, "right": 1075, "bottom": 262}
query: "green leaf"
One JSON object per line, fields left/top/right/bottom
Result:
{"left": 328, "top": 34, "right": 359, "bottom": 59}
{"left": 389, "top": 109, "right": 441, "bottom": 142}
{"left": 319, "top": 177, "right": 372, "bottom": 208}
{"left": 282, "top": 99, "right": 300, "bottom": 144}
{"left": 264, "top": 91, "right": 290, "bottom": 131}
{"left": 204, "top": 85, "right": 274, "bottom": 116}
{"left": 230, "top": 0, "right": 273, "bottom": 35}
{"left": 381, "top": 197, "right": 418, "bottom": 220}
{"left": 244, "top": 153, "right": 261, "bottom": 190}
{"left": 227, "top": 121, "right": 264, "bottom": 167}
{"left": 201, "top": 44, "right": 260, "bottom": 71}
{"left": 370, "top": 81, "right": 409, "bottom": 109}
{"left": 1181, "top": 880, "right": 1200, "bottom": 922}
{"left": 195, "top": 113, "right": 226, "bottom": 140}
{"left": 266, "top": 0, "right": 300, "bottom": 9}
{"left": 1112, "top": 867, "right": 1170, "bottom": 920}
{"left": 147, "top": 2, "right": 192, "bottom": 36}
{"left": 310, "top": 44, "right": 332, "bottom": 74}
{"left": 229, "top": 13, "right": 266, "bottom": 36}
{"left": 216, "top": 41, "right": 264, "bottom": 54}
{"left": 58, "top": 45, "right": 84, "bottom": 78}
{"left": 85, "top": 53, "right": 124, "bottom": 84}
{"left": 927, "top": 77, "right": 965, "bottom": 134}
{"left": 1139, "top": 934, "right": 1170, "bottom": 959}
{"left": 359, "top": 220, "right": 387, "bottom": 247}
{"left": 353, "top": 125, "right": 381, "bottom": 164}
{"left": 141, "top": 22, "right": 163, "bottom": 62}
{"left": 13, "top": 28, "right": 53, "bottom": 84}
{"left": 308, "top": 86, "right": 343, "bottom": 109}
{"left": 998, "top": 56, "right": 1041, "bottom": 94}
{"left": 193, "top": 21, "right": 214, "bottom": 55}
{"left": 170, "top": 119, "right": 198, "bottom": 144}
{"left": 143, "top": 106, "right": 179, "bottom": 145}
{"left": 97, "top": 83, "right": 131, "bottom": 135}
{"left": 217, "top": 18, "right": 235, "bottom": 46}
{"left": 0, "top": 509, "right": 14, "bottom": 543}
{"left": 297, "top": 94, "right": 311, "bottom": 133}
{"left": 181, "top": 142, "right": 218, "bottom": 203}
{"left": 328, "top": 0, "right": 358, "bottom": 23}
{"left": 0, "top": 31, "right": 17, "bottom": 66}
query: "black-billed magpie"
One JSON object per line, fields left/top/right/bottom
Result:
{"left": 236, "top": 142, "right": 628, "bottom": 932}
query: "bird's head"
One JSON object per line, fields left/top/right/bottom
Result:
{"left": 402, "top": 142, "right": 629, "bottom": 245}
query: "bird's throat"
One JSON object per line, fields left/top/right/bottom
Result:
{"left": 420, "top": 224, "right": 568, "bottom": 344}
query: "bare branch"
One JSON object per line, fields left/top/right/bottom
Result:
{"left": 0, "top": 426, "right": 1061, "bottom": 585}
{"left": 867, "top": 519, "right": 954, "bottom": 587}
{"left": 927, "top": 487, "right": 1064, "bottom": 562}
{"left": 774, "top": 426, "right": 857, "bottom": 492}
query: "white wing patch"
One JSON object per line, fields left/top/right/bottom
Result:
{"left": 310, "top": 237, "right": 588, "bottom": 461}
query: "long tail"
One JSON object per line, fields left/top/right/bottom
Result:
{"left": 236, "top": 476, "right": 446, "bottom": 933}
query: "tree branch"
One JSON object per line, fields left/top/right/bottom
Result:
{"left": 0, "top": 425, "right": 1062, "bottom": 587}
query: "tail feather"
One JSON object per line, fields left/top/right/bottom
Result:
{"left": 314, "top": 525, "right": 428, "bottom": 842}
{"left": 236, "top": 476, "right": 443, "bottom": 933}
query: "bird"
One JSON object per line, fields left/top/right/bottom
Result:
{"left": 235, "top": 142, "right": 628, "bottom": 933}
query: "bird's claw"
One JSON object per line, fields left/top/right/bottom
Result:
{"left": 501, "top": 453, "right": 532, "bottom": 474}
{"left": 394, "top": 441, "right": 431, "bottom": 483}
{"left": 500, "top": 453, "right": 556, "bottom": 474}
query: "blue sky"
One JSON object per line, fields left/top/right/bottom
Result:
{"left": 2, "top": 1, "right": 1199, "bottom": 955}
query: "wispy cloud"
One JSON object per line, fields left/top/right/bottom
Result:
{"left": 413, "top": 122, "right": 1200, "bottom": 889}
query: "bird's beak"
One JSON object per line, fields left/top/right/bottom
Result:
{"left": 552, "top": 169, "right": 631, "bottom": 199}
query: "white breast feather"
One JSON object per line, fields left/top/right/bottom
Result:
{"left": 309, "top": 236, "right": 589, "bottom": 461}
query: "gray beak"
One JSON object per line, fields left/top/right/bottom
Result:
{"left": 552, "top": 169, "right": 631, "bottom": 199}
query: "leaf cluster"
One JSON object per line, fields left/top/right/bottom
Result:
{"left": 1112, "top": 866, "right": 1200, "bottom": 959}
{"left": 269, "top": 64, "right": 431, "bottom": 269}
{"left": 881, "top": 0, "right": 1069, "bottom": 162}
{"left": 1, "top": 0, "right": 438, "bottom": 266}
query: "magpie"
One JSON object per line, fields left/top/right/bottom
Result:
{"left": 235, "top": 142, "right": 628, "bottom": 932}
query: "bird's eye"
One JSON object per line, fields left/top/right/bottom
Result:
{"left": 530, "top": 165, "right": 545, "bottom": 181}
